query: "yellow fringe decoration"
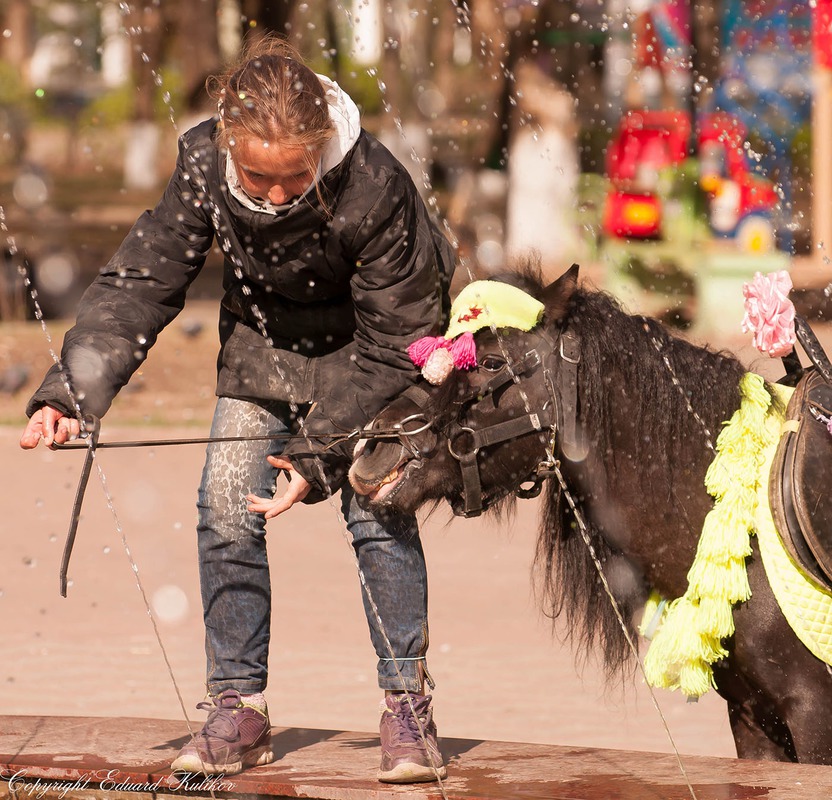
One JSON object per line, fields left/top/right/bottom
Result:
{"left": 642, "top": 373, "right": 778, "bottom": 698}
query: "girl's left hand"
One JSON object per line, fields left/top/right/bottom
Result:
{"left": 247, "top": 455, "right": 312, "bottom": 520}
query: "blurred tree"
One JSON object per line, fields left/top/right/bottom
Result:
{"left": 0, "top": 0, "right": 34, "bottom": 161}
{"left": 240, "top": 0, "right": 299, "bottom": 41}
{"left": 690, "top": 0, "right": 721, "bottom": 114}
{"left": 0, "top": 0, "right": 34, "bottom": 79}
{"left": 469, "top": 0, "right": 511, "bottom": 166}
{"left": 124, "top": 4, "right": 165, "bottom": 125}
{"left": 122, "top": 3, "right": 164, "bottom": 188}
{"left": 168, "top": 0, "right": 221, "bottom": 109}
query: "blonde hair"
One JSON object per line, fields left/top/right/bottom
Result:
{"left": 207, "top": 37, "right": 335, "bottom": 187}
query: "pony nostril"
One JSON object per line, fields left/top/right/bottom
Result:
{"left": 359, "top": 439, "right": 393, "bottom": 461}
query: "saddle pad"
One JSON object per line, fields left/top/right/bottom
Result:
{"left": 757, "top": 386, "right": 832, "bottom": 667}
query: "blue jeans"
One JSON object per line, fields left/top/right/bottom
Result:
{"left": 196, "top": 396, "right": 430, "bottom": 695}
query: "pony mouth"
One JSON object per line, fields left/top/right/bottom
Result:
{"left": 349, "top": 455, "right": 418, "bottom": 504}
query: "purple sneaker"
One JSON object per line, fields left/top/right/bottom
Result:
{"left": 378, "top": 693, "right": 447, "bottom": 783}
{"left": 170, "top": 689, "right": 274, "bottom": 775}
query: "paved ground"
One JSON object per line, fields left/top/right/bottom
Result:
{"left": 5, "top": 716, "right": 832, "bottom": 800}
{"left": 4, "top": 272, "right": 832, "bottom": 769}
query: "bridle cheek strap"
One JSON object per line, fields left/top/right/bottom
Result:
{"left": 557, "top": 330, "right": 587, "bottom": 462}
{"left": 450, "top": 412, "right": 551, "bottom": 518}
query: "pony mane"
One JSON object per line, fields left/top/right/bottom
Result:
{"left": 531, "top": 271, "right": 748, "bottom": 680}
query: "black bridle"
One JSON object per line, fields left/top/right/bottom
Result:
{"left": 393, "top": 325, "right": 583, "bottom": 518}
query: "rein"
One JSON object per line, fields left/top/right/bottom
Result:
{"left": 53, "top": 417, "right": 427, "bottom": 596}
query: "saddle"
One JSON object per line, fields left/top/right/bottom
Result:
{"left": 770, "top": 322, "right": 832, "bottom": 589}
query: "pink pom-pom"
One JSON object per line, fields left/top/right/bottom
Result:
{"left": 422, "top": 348, "right": 455, "bottom": 385}
{"left": 449, "top": 332, "right": 477, "bottom": 370}
{"left": 741, "top": 270, "right": 796, "bottom": 358}
{"left": 407, "top": 336, "right": 447, "bottom": 367}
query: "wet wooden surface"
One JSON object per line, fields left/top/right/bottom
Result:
{"left": 1, "top": 716, "right": 831, "bottom": 799}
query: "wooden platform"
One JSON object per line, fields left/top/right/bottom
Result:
{"left": 1, "top": 716, "right": 831, "bottom": 799}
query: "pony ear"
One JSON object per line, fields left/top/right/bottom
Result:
{"left": 541, "top": 263, "right": 579, "bottom": 321}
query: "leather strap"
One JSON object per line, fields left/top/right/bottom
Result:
{"left": 459, "top": 452, "right": 483, "bottom": 518}
{"left": 444, "top": 326, "right": 582, "bottom": 517}
{"left": 449, "top": 410, "right": 552, "bottom": 517}
{"left": 401, "top": 383, "right": 434, "bottom": 409}
{"left": 795, "top": 316, "right": 832, "bottom": 385}
{"left": 557, "top": 330, "right": 585, "bottom": 462}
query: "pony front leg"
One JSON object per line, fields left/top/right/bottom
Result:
{"left": 774, "top": 667, "right": 832, "bottom": 764}
{"left": 715, "top": 667, "right": 795, "bottom": 762}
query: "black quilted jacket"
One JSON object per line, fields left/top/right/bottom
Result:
{"left": 27, "top": 119, "right": 454, "bottom": 494}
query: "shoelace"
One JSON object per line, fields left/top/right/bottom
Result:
{"left": 388, "top": 701, "right": 430, "bottom": 745}
{"left": 195, "top": 691, "right": 245, "bottom": 742}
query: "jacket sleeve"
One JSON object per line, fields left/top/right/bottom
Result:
{"left": 283, "top": 169, "right": 454, "bottom": 497}
{"left": 25, "top": 138, "right": 215, "bottom": 419}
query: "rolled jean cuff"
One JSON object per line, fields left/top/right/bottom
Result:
{"left": 207, "top": 679, "right": 267, "bottom": 697}
{"left": 377, "top": 657, "right": 433, "bottom": 692}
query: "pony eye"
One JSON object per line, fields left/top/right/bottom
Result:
{"left": 479, "top": 354, "right": 506, "bottom": 372}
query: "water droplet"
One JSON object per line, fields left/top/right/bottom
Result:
{"left": 151, "top": 585, "right": 189, "bottom": 624}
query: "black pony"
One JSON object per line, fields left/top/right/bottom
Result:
{"left": 349, "top": 264, "right": 832, "bottom": 764}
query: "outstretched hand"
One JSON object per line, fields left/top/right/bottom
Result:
{"left": 247, "top": 455, "right": 311, "bottom": 520}
{"left": 20, "top": 406, "right": 80, "bottom": 449}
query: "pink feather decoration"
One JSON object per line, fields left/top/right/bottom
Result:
{"left": 407, "top": 336, "right": 447, "bottom": 367}
{"left": 449, "top": 332, "right": 477, "bottom": 370}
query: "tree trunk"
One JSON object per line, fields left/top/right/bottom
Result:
{"left": 1, "top": 0, "right": 34, "bottom": 80}
{"left": 169, "top": 0, "right": 222, "bottom": 111}
{"left": 469, "top": 0, "right": 510, "bottom": 166}
{"left": 240, "top": 0, "right": 299, "bottom": 41}
{"left": 124, "top": 4, "right": 165, "bottom": 189}
{"left": 690, "top": 0, "right": 722, "bottom": 116}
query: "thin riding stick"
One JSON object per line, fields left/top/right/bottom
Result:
{"left": 53, "top": 416, "right": 431, "bottom": 595}
{"left": 59, "top": 416, "right": 100, "bottom": 597}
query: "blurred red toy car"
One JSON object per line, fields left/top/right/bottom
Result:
{"left": 697, "top": 111, "right": 779, "bottom": 252}
{"left": 602, "top": 110, "right": 691, "bottom": 239}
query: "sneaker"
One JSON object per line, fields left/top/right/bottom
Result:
{"left": 170, "top": 689, "right": 274, "bottom": 775}
{"left": 378, "top": 693, "right": 446, "bottom": 783}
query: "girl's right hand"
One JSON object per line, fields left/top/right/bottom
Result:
{"left": 20, "top": 406, "right": 80, "bottom": 449}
